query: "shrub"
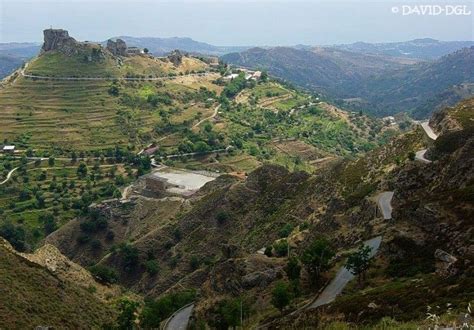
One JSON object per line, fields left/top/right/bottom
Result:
{"left": 116, "top": 243, "right": 139, "bottom": 271}
{"left": 216, "top": 211, "right": 230, "bottom": 225}
{"left": 264, "top": 246, "right": 273, "bottom": 257}
{"left": 271, "top": 281, "right": 292, "bottom": 312}
{"left": 278, "top": 224, "right": 294, "bottom": 238}
{"left": 145, "top": 260, "right": 159, "bottom": 276}
{"left": 0, "top": 222, "right": 26, "bottom": 252}
{"left": 89, "top": 265, "right": 118, "bottom": 284}
{"left": 90, "top": 239, "right": 102, "bottom": 251}
{"left": 273, "top": 240, "right": 289, "bottom": 257}
{"left": 189, "top": 256, "right": 200, "bottom": 270}
{"left": 301, "top": 238, "right": 334, "bottom": 286}
{"left": 140, "top": 290, "right": 196, "bottom": 328}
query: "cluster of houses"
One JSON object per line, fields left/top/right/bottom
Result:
{"left": 223, "top": 69, "right": 262, "bottom": 81}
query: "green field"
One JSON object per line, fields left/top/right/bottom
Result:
{"left": 0, "top": 155, "right": 142, "bottom": 249}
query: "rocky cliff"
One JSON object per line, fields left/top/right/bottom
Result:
{"left": 41, "top": 29, "right": 79, "bottom": 54}
{"left": 106, "top": 38, "right": 128, "bottom": 56}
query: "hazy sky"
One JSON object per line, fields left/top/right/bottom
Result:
{"left": 0, "top": 0, "right": 472, "bottom": 45}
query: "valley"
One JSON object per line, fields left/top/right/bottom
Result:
{"left": 0, "top": 28, "right": 473, "bottom": 330}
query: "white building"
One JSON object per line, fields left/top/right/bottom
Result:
{"left": 223, "top": 73, "right": 239, "bottom": 80}
{"left": 2, "top": 145, "right": 15, "bottom": 153}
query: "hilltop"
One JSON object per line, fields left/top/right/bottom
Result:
{"left": 0, "top": 29, "right": 397, "bottom": 257}
{"left": 0, "top": 29, "right": 392, "bottom": 155}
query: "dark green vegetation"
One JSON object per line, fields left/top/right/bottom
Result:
{"left": 140, "top": 290, "right": 195, "bottom": 327}
{"left": 0, "top": 152, "right": 149, "bottom": 250}
{"left": 222, "top": 46, "right": 474, "bottom": 118}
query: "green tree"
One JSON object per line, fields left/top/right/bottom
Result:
{"left": 189, "top": 256, "right": 200, "bottom": 270}
{"left": 408, "top": 151, "right": 416, "bottom": 161}
{"left": 117, "top": 298, "right": 139, "bottom": 329}
{"left": 48, "top": 157, "right": 55, "bottom": 166}
{"left": 271, "top": 281, "right": 292, "bottom": 313}
{"left": 116, "top": 243, "right": 139, "bottom": 272}
{"left": 89, "top": 265, "right": 118, "bottom": 284}
{"left": 273, "top": 240, "right": 289, "bottom": 257}
{"left": 77, "top": 162, "right": 88, "bottom": 178}
{"left": 301, "top": 238, "right": 334, "bottom": 286}
{"left": 145, "top": 260, "right": 159, "bottom": 276}
{"left": 218, "top": 298, "right": 249, "bottom": 329}
{"left": 18, "top": 188, "right": 32, "bottom": 201}
{"left": 285, "top": 257, "right": 301, "bottom": 282}
{"left": 346, "top": 245, "right": 373, "bottom": 285}
{"left": 140, "top": 290, "right": 196, "bottom": 328}
{"left": 216, "top": 211, "right": 230, "bottom": 225}
{"left": 278, "top": 223, "right": 293, "bottom": 238}
{"left": 264, "top": 246, "right": 273, "bottom": 257}
{"left": 0, "top": 222, "right": 26, "bottom": 251}
{"left": 40, "top": 213, "right": 57, "bottom": 234}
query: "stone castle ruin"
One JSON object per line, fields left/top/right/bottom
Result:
{"left": 41, "top": 28, "right": 81, "bottom": 55}
{"left": 106, "top": 38, "right": 128, "bottom": 56}
{"left": 41, "top": 28, "right": 142, "bottom": 58}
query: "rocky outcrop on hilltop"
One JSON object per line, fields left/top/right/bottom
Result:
{"left": 106, "top": 38, "right": 128, "bottom": 57}
{"left": 41, "top": 28, "right": 79, "bottom": 54}
{"left": 41, "top": 28, "right": 106, "bottom": 61}
{"left": 168, "top": 49, "right": 184, "bottom": 66}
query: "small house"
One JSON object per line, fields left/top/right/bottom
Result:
{"left": 127, "top": 47, "right": 144, "bottom": 55}
{"left": 2, "top": 145, "right": 15, "bottom": 153}
{"left": 251, "top": 71, "right": 262, "bottom": 80}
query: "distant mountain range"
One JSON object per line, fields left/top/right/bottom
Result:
{"left": 1, "top": 37, "right": 473, "bottom": 117}
{"left": 332, "top": 38, "right": 474, "bottom": 61}
{"left": 111, "top": 36, "right": 250, "bottom": 56}
{"left": 0, "top": 42, "right": 40, "bottom": 78}
{"left": 222, "top": 45, "right": 474, "bottom": 118}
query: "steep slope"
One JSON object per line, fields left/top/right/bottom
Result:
{"left": 0, "top": 238, "right": 118, "bottom": 328}
{"left": 360, "top": 46, "right": 474, "bottom": 118}
{"left": 221, "top": 46, "right": 410, "bottom": 97}
{"left": 45, "top": 99, "right": 473, "bottom": 328}
{"left": 223, "top": 46, "right": 474, "bottom": 118}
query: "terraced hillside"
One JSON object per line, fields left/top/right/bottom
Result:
{"left": 43, "top": 98, "right": 473, "bottom": 329}
{"left": 0, "top": 64, "right": 219, "bottom": 152}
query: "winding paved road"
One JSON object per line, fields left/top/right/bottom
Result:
{"left": 164, "top": 304, "right": 194, "bottom": 330}
{"left": 376, "top": 191, "right": 394, "bottom": 220}
{"left": 415, "top": 149, "right": 432, "bottom": 163}
{"left": 420, "top": 121, "right": 439, "bottom": 140}
{"left": 308, "top": 236, "right": 383, "bottom": 309}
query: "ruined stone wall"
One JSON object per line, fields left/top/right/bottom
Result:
{"left": 106, "top": 39, "right": 128, "bottom": 57}
{"left": 41, "top": 29, "right": 78, "bottom": 54}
